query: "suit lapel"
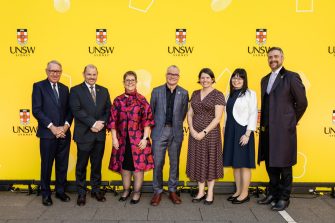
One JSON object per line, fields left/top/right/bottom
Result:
{"left": 161, "top": 85, "right": 166, "bottom": 114}
{"left": 270, "top": 67, "right": 286, "bottom": 94}
{"left": 58, "top": 84, "right": 64, "bottom": 107}
{"left": 95, "top": 85, "right": 101, "bottom": 107}
{"left": 44, "top": 79, "right": 59, "bottom": 107}
{"left": 173, "top": 86, "right": 181, "bottom": 114}
{"left": 261, "top": 74, "right": 270, "bottom": 98}
{"left": 82, "top": 82, "right": 96, "bottom": 106}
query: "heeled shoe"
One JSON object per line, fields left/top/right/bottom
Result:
{"left": 232, "top": 195, "right": 250, "bottom": 204}
{"left": 119, "top": 189, "right": 132, "bottom": 202}
{"left": 130, "top": 191, "right": 141, "bottom": 204}
{"left": 204, "top": 197, "right": 214, "bottom": 205}
{"left": 192, "top": 194, "right": 207, "bottom": 203}
{"left": 227, "top": 195, "right": 239, "bottom": 201}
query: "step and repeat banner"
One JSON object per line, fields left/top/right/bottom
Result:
{"left": 1, "top": 0, "right": 334, "bottom": 183}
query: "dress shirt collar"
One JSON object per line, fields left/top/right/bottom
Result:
{"left": 271, "top": 66, "right": 282, "bottom": 75}
{"left": 85, "top": 82, "right": 95, "bottom": 90}
{"left": 166, "top": 84, "right": 176, "bottom": 93}
{"left": 49, "top": 81, "right": 58, "bottom": 88}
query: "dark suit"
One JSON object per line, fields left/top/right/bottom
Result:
{"left": 150, "top": 84, "right": 189, "bottom": 193}
{"left": 258, "top": 67, "right": 307, "bottom": 200}
{"left": 32, "top": 79, "right": 72, "bottom": 198}
{"left": 69, "top": 82, "right": 111, "bottom": 195}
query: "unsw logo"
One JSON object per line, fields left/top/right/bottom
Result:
{"left": 323, "top": 110, "right": 335, "bottom": 137}
{"left": 88, "top": 29, "right": 114, "bottom": 56}
{"left": 10, "top": 29, "right": 36, "bottom": 56}
{"left": 168, "top": 29, "right": 194, "bottom": 56}
{"left": 247, "top": 29, "right": 271, "bottom": 57}
{"left": 12, "top": 109, "right": 37, "bottom": 136}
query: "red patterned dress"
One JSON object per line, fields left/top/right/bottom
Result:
{"left": 108, "top": 91, "right": 155, "bottom": 173}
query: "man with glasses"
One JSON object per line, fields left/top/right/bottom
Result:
{"left": 150, "top": 65, "right": 189, "bottom": 206}
{"left": 32, "top": 60, "right": 73, "bottom": 206}
{"left": 69, "top": 64, "right": 111, "bottom": 206}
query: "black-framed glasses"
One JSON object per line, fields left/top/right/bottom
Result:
{"left": 167, "top": 73, "right": 179, "bottom": 77}
{"left": 47, "top": 70, "right": 62, "bottom": 74}
{"left": 232, "top": 77, "right": 243, "bottom": 81}
{"left": 125, "top": 79, "right": 136, "bottom": 83}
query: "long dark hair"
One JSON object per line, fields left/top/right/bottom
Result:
{"left": 229, "top": 68, "right": 248, "bottom": 96}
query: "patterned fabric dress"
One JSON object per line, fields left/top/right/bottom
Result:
{"left": 186, "top": 89, "right": 226, "bottom": 182}
{"left": 108, "top": 91, "right": 155, "bottom": 173}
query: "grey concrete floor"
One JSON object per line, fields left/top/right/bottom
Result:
{"left": 0, "top": 191, "right": 334, "bottom": 223}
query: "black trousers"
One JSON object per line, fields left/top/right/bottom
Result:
{"left": 262, "top": 128, "right": 292, "bottom": 201}
{"left": 76, "top": 140, "right": 105, "bottom": 195}
{"left": 40, "top": 136, "right": 70, "bottom": 197}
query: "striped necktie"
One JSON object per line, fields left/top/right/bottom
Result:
{"left": 90, "top": 86, "right": 96, "bottom": 104}
{"left": 52, "top": 83, "right": 59, "bottom": 104}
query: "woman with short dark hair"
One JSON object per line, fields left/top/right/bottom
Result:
{"left": 108, "top": 71, "right": 154, "bottom": 204}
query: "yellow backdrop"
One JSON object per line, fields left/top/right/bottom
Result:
{"left": 1, "top": 0, "right": 334, "bottom": 183}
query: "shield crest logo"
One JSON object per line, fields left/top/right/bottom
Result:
{"left": 257, "top": 110, "right": 261, "bottom": 125}
{"left": 17, "top": 29, "right": 28, "bottom": 46}
{"left": 96, "top": 29, "right": 107, "bottom": 45}
{"left": 176, "top": 29, "right": 186, "bottom": 45}
{"left": 20, "top": 109, "right": 30, "bottom": 125}
{"left": 256, "top": 29, "right": 267, "bottom": 46}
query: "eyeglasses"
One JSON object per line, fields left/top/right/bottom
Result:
{"left": 167, "top": 73, "right": 180, "bottom": 77}
{"left": 125, "top": 79, "right": 136, "bottom": 83}
{"left": 48, "top": 70, "right": 62, "bottom": 74}
{"left": 232, "top": 77, "right": 243, "bottom": 81}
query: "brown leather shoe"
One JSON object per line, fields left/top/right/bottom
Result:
{"left": 150, "top": 193, "right": 162, "bottom": 206}
{"left": 169, "top": 192, "right": 181, "bottom": 204}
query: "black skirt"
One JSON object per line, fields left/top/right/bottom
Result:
{"left": 122, "top": 133, "right": 135, "bottom": 171}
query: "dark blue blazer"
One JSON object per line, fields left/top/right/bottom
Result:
{"left": 32, "top": 79, "right": 73, "bottom": 139}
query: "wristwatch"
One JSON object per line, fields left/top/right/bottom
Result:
{"left": 143, "top": 137, "right": 149, "bottom": 140}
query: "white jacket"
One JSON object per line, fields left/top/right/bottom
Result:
{"left": 224, "top": 89, "right": 258, "bottom": 131}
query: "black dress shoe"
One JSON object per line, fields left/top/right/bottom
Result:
{"left": 232, "top": 195, "right": 250, "bottom": 204}
{"left": 130, "top": 192, "right": 141, "bottom": 204}
{"left": 227, "top": 195, "right": 239, "bottom": 201}
{"left": 119, "top": 189, "right": 132, "bottom": 202}
{"left": 42, "top": 196, "right": 53, "bottom": 206}
{"left": 77, "top": 194, "right": 86, "bottom": 206}
{"left": 271, "top": 199, "right": 290, "bottom": 211}
{"left": 192, "top": 194, "right": 207, "bottom": 203}
{"left": 55, "top": 193, "right": 71, "bottom": 202}
{"left": 91, "top": 191, "right": 106, "bottom": 202}
{"left": 257, "top": 195, "right": 276, "bottom": 205}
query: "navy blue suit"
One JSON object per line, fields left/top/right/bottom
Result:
{"left": 32, "top": 79, "right": 73, "bottom": 197}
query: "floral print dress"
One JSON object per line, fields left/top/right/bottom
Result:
{"left": 108, "top": 91, "right": 155, "bottom": 173}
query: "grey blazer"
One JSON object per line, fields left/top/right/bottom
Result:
{"left": 150, "top": 84, "right": 189, "bottom": 142}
